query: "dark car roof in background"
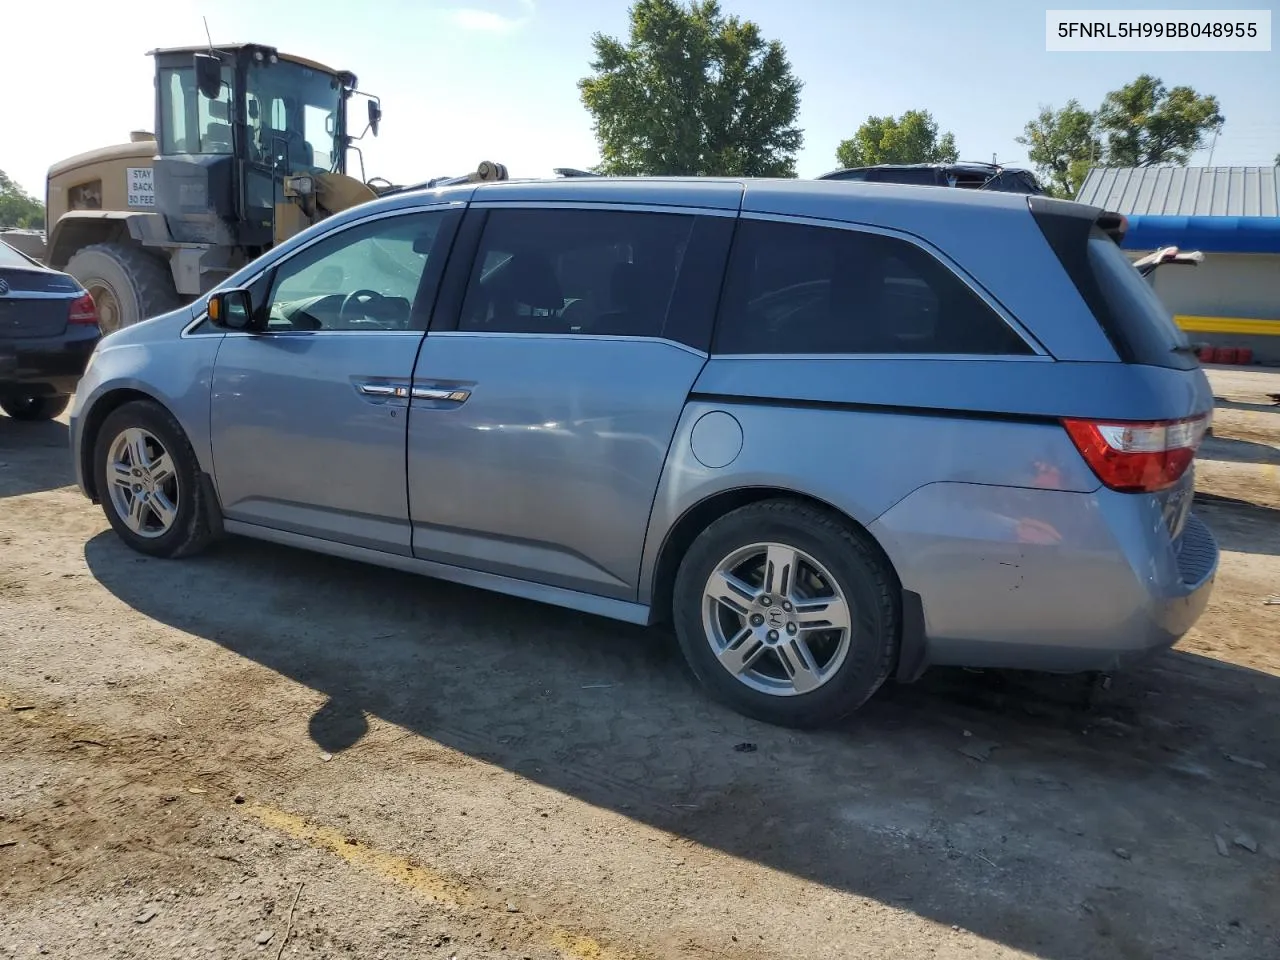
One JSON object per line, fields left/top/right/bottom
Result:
{"left": 816, "top": 162, "right": 1044, "bottom": 194}
{"left": 819, "top": 161, "right": 1037, "bottom": 176}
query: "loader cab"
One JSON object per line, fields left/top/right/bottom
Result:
{"left": 150, "top": 43, "right": 359, "bottom": 252}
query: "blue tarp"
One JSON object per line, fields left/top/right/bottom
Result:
{"left": 1121, "top": 215, "right": 1280, "bottom": 254}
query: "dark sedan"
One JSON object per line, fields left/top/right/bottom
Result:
{"left": 0, "top": 239, "right": 101, "bottom": 421}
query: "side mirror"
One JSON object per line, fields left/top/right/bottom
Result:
{"left": 367, "top": 99, "right": 382, "bottom": 137}
{"left": 194, "top": 53, "right": 223, "bottom": 101}
{"left": 207, "top": 288, "right": 254, "bottom": 330}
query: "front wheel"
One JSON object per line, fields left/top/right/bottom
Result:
{"left": 93, "top": 400, "right": 213, "bottom": 558}
{"left": 672, "top": 500, "right": 899, "bottom": 728}
{"left": 0, "top": 393, "right": 71, "bottom": 421}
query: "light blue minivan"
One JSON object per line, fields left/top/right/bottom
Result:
{"left": 70, "top": 176, "right": 1218, "bottom": 727}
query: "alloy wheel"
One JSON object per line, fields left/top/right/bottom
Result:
{"left": 105, "top": 427, "right": 180, "bottom": 539}
{"left": 702, "top": 542, "right": 853, "bottom": 697}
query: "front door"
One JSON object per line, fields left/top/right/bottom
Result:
{"left": 407, "top": 205, "right": 732, "bottom": 598}
{"left": 209, "top": 206, "right": 460, "bottom": 555}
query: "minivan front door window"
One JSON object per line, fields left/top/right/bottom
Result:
{"left": 266, "top": 213, "right": 446, "bottom": 331}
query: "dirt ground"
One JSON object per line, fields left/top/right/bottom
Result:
{"left": 2, "top": 367, "right": 1277, "bottom": 960}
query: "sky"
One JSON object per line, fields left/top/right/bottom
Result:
{"left": 3, "top": 0, "right": 1277, "bottom": 199}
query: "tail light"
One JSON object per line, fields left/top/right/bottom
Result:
{"left": 68, "top": 293, "right": 99, "bottom": 325}
{"left": 1063, "top": 414, "right": 1210, "bottom": 493}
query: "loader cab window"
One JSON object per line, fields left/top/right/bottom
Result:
{"left": 158, "top": 65, "right": 234, "bottom": 156}
{"left": 245, "top": 60, "right": 343, "bottom": 175}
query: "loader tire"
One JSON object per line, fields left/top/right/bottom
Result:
{"left": 65, "top": 243, "right": 181, "bottom": 335}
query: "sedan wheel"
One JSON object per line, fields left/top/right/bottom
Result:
{"left": 0, "top": 393, "right": 71, "bottom": 421}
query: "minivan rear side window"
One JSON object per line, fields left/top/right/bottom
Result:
{"left": 712, "top": 219, "right": 1033, "bottom": 356}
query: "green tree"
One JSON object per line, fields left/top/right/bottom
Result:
{"left": 578, "top": 0, "right": 803, "bottom": 177}
{"left": 835, "top": 110, "right": 959, "bottom": 169}
{"left": 1015, "top": 100, "right": 1101, "bottom": 198}
{"left": 0, "top": 170, "right": 44, "bottom": 230}
{"left": 1096, "top": 74, "right": 1224, "bottom": 167}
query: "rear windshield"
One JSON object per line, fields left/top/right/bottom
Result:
{"left": 1086, "top": 230, "right": 1192, "bottom": 362}
{"left": 1030, "top": 200, "right": 1197, "bottom": 370}
{"left": 0, "top": 241, "right": 37, "bottom": 269}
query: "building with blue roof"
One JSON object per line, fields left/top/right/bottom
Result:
{"left": 1076, "top": 166, "right": 1280, "bottom": 363}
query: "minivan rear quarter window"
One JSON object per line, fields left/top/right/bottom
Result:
{"left": 1086, "top": 228, "right": 1194, "bottom": 367}
{"left": 712, "top": 219, "right": 1033, "bottom": 356}
{"left": 1029, "top": 199, "right": 1196, "bottom": 370}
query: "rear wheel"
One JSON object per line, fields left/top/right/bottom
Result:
{"left": 0, "top": 393, "right": 70, "bottom": 421}
{"left": 93, "top": 400, "right": 212, "bottom": 558}
{"left": 672, "top": 500, "right": 899, "bottom": 728}
{"left": 65, "top": 243, "right": 180, "bottom": 334}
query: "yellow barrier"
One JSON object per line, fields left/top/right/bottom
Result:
{"left": 1175, "top": 315, "right": 1280, "bottom": 337}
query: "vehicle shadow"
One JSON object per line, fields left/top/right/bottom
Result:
{"left": 1198, "top": 435, "right": 1280, "bottom": 466}
{"left": 1213, "top": 397, "right": 1280, "bottom": 414}
{"left": 82, "top": 527, "right": 1280, "bottom": 959}
{"left": 1194, "top": 493, "right": 1280, "bottom": 557}
{"left": 0, "top": 417, "right": 72, "bottom": 498}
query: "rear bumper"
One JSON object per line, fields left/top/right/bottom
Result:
{"left": 0, "top": 325, "right": 100, "bottom": 396}
{"left": 869, "top": 482, "right": 1219, "bottom": 675}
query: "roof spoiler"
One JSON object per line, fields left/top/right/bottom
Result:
{"left": 1096, "top": 211, "right": 1128, "bottom": 244}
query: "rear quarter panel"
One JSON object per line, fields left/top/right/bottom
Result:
{"left": 640, "top": 355, "right": 1214, "bottom": 658}
{"left": 637, "top": 382, "right": 1100, "bottom": 603}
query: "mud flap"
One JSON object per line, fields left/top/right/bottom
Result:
{"left": 895, "top": 589, "right": 929, "bottom": 683}
{"left": 200, "top": 471, "right": 226, "bottom": 540}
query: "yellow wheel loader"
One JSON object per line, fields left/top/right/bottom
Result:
{"left": 41, "top": 42, "right": 508, "bottom": 333}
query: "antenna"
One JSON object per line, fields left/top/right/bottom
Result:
{"left": 203, "top": 16, "right": 214, "bottom": 50}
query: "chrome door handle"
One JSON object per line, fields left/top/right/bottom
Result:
{"left": 411, "top": 386, "right": 471, "bottom": 403}
{"left": 356, "top": 382, "right": 409, "bottom": 398}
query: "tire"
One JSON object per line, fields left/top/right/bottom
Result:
{"left": 92, "top": 399, "right": 212, "bottom": 559}
{"left": 64, "top": 243, "right": 180, "bottom": 335}
{"left": 672, "top": 499, "right": 899, "bottom": 729}
{"left": 0, "top": 393, "right": 71, "bottom": 421}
